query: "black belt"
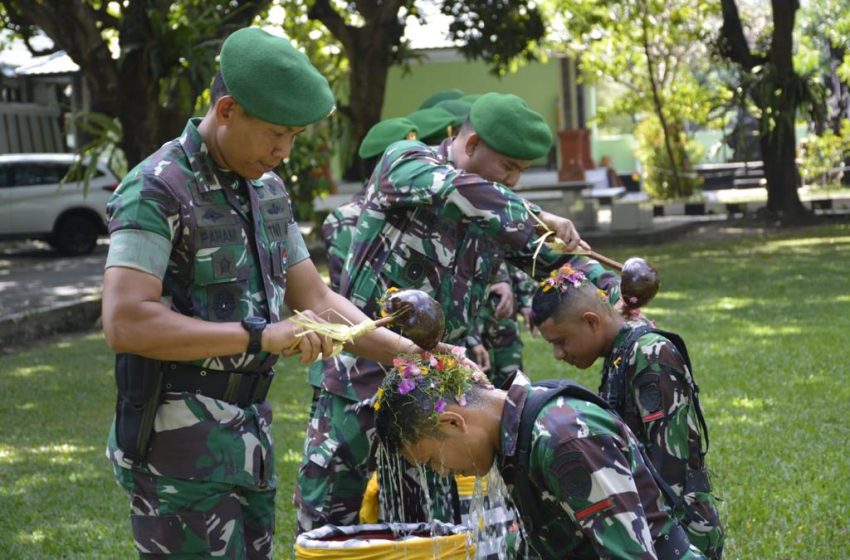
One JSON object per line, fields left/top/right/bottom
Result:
{"left": 162, "top": 362, "right": 274, "bottom": 407}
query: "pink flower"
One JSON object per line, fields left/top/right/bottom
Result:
{"left": 429, "top": 355, "right": 438, "bottom": 367}
{"left": 403, "top": 363, "right": 419, "bottom": 379}
{"left": 393, "top": 358, "right": 405, "bottom": 368}
{"left": 456, "top": 394, "right": 467, "bottom": 406}
{"left": 451, "top": 346, "right": 466, "bottom": 358}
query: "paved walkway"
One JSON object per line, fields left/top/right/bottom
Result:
{"left": 0, "top": 239, "right": 107, "bottom": 320}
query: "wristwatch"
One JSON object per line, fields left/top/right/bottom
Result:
{"left": 241, "top": 316, "right": 267, "bottom": 354}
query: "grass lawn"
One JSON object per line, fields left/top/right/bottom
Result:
{"left": 1, "top": 221, "right": 849, "bottom": 558}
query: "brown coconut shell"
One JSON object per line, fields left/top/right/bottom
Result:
{"left": 620, "top": 257, "right": 660, "bottom": 309}
{"left": 381, "top": 289, "right": 445, "bottom": 350}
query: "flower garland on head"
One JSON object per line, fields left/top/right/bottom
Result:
{"left": 540, "top": 264, "right": 588, "bottom": 293}
{"left": 373, "top": 347, "right": 487, "bottom": 417}
{"left": 540, "top": 264, "right": 610, "bottom": 303}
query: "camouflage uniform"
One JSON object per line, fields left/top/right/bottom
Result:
{"left": 296, "top": 138, "right": 621, "bottom": 531}
{"left": 599, "top": 324, "right": 725, "bottom": 558}
{"left": 105, "top": 118, "right": 309, "bottom": 559}
{"left": 321, "top": 193, "right": 365, "bottom": 292}
{"left": 499, "top": 372, "right": 706, "bottom": 559}
{"left": 477, "top": 264, "right": 537, "bottom": 388}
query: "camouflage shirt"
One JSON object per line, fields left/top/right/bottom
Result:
{"left": 498, "top": 372, "right": 706, "bottom": 559}
{"left": 321, "top": 192, "right": 366, "bottom": 292}
{"left": 599, "top": 324, "right": 723, "bottom": 555}
{"left": 319, "top": 138, "right": 620, "bottom": 400}
{"left": 104, "top": 118, "right": 309, "bottom": 486}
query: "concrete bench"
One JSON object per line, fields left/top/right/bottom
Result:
{"left": 583, "top": 186, "right": 626, "bottom": 205}
{"left": 611, "top": 193, "right": 653, "bottom": 231}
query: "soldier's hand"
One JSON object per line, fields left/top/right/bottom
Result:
{"left": 266, "top": 310, "right": 335, "bottom": 364}
{"left": 519, "top": 307, "right": 538, "bottom": 337}
{"left": 469, "top": 344, "right": 491, "bottom": 373}
{"left": 489, "top": 281, "right": 514, "bottom": 319}
{"left": 537, "top": 210, "right": 583, "bottom": 253}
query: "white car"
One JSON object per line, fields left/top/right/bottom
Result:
{"left": 0, "top": 153, "right": 119, "bottom": 255}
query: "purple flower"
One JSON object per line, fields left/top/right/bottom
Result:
{"left": 403, "top": 363, "right": 419, "bottom": 379}
{"left": 398, "top": 378, "right": 416, "bottom": 395}
{"left": 434, "top": 398, "right": 447, "bottom": 413}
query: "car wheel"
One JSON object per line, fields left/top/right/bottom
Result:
{"left": 51, "top": 214, "right": 100, "bottom": 255}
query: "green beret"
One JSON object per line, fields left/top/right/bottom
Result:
{"left": 419, "top": 88, "right": 464, "bottom": 109}
{"left": 220, "top": 28, "right": 335, "bottom": 127}
{"left": 358, "top": 118, "right": 419, "bottom": 159}
{"left": 405, "top": 108, "right": 454, "bottom": 142}
{"left": 470, "top": 92, "right": 553, "bottom": 160}
{"left": 459, "top": 94, "right": 482, "bottom": 105}
{"left": 434, "top": 99, "right": 472, "bottom": 127}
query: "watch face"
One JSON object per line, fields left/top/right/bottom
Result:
{"left": 244, "top": 316, "right": 266, "bottom": 328}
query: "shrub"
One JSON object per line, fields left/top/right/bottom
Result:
{"left": 799, "top": 119, "right": 850, "bottom": 187}
{"left": 634, "top": 116, "right": 703, "bottom": 200}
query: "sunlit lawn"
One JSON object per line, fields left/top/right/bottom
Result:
{"left": 1, "top": 221, "right": 848, "bottom": 558}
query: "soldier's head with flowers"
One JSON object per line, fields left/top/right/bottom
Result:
{"left": 374, "top": 349, "right": 498, "bottom": 477}
{"left": 531, "top": 263, "right": 624, "bottom": 369}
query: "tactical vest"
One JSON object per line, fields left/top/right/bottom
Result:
{"left": 505, "top": 379, "right": 695, "bottom": 560}
{"left": 601, "top": 325, "right": 710, "bottom": 461}
{"left": 163, "top": 132, "right": 295, "bottom": 373}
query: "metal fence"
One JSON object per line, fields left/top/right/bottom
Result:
{"left": 0, "top": 102, "right": 66, "bottom": 154}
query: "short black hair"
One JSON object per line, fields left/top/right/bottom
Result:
{"left": 210, "top": 71, "right": 230, "bottom": 104}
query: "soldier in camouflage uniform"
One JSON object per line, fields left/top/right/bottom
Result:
{"left": 475, "top": 263, "right": 537, "bottom": 388}
{"left": 531, "top": 264, "right": 725, "bottom": 558}
{"left": 101, "top": 28, "right": 438, "bottom": 560}
{"left": 321, "top": 117, "right": 419, "bottom": 291}
{"left": 296, "top": 92, "right": 623, "bottom": 532}
{"left": 374, "top": 355, "right": 706, "bottom": 559}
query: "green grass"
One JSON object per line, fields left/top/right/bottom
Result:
{"left": 2, "top": 222, "right": 849, "bottom": 558}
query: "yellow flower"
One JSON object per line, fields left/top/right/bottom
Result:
{"left": 445, "top": 358, "right": 457, "bottom": 369}
{"left": 420, "top": 366, "right": 429, "bottom": 375}
{"left": 387, "top": 287, "right": 399, "bottom": 294}
{"left": 613, "top": 357, "right": 622, "bottom": 367}
{"left": 373, "top": 401, "right": 381, "bottom": 411}
{"left": 376, "top": 387, "right": 384, "bottom": 399}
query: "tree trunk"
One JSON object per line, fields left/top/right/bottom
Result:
{"left": 763, "top": 0, "right": 808, "bottom": 220}
{"left": 344, "top": 30, "right": 393, "bottom": 180}
{"left": 760, "top": 127, "right": 805, "bottom": 218}
{"left": 637, "top": 0, "right": 683, "bottom": 197}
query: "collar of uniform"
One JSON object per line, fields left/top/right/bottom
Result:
{"left": 498, "top": 370, "right": 533, "bottom": 458}
{"left": 178, "top": 118, "right": 265, "bottom": 193}
{"left": 439, "top": 137, "right": 453, "bottom": 164}
{"left": 605, "top": 321, "right": 642, "bottom": 369}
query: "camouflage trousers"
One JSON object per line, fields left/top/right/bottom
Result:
{"left": 295, "top": 389, "right": 457, "bottom": 534}
{"left": 113, "top": 464, "right": 276, "bottom": 559}
{"left": 480, "top": 309, "right": 524, "bottom": 389}
{"left": 680, "top": 489, "right": 725, "bottom": 559}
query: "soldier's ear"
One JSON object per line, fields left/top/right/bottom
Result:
{"left": 437, "top": 411, "right": 467, "bottom": 435}
{"left": 464, "top": 132, "right": 480, "bottom": 157}
{"left": 215, "top": 96, "right": 238, "bottom": 122}
{"left": 582, "top": 311, "right": 601, "bottom": 331}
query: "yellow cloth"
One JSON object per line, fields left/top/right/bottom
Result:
{"left": 359, "top": 472, "right": 380, "bottom": 524}
{"left": 295, "top": 533, "right": 472, "bottom": 559}
{"left": 454, "top": 475, "right": 487, "bottom": 497}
